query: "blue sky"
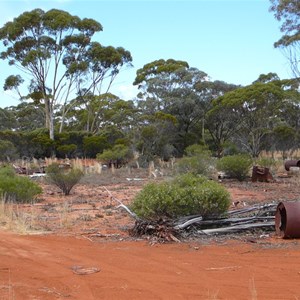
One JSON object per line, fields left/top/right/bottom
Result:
{"left": 0, "top": 0, "right": 291, "bottom": 108}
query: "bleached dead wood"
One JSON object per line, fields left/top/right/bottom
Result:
{"left": 174, "top": 216, "right": 203, "bottom": 230}
{"left": 227, "top": 203, "right": 277, "bottom": 216}
{"left": 102, "top": 186, "right": 138, "bottom": 220}
{"left": 191, "top": 216, "right": 274, "bottom": 227}
{"left": 198, "top": 221, "right": 275, "bottom": 235}
{"left": 172, "top": 202, "right": 277, "bottom": 236}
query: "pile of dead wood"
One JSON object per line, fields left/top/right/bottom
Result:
{"left": 129, "top": 203, "right": 277, "bottom": 242}
{"left": 129, "top": 218, "right": 180, "bottom": 242}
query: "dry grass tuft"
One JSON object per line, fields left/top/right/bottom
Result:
{"left": 0, "top": 197, "right": 39, "bottom": 234}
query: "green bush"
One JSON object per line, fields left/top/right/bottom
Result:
{"left": 0, "top": 166, "right": 42, "bottom": 203}
{"left": 184, "top": 144, "right": 211, "bottom": 156}
{"left": 131, "top": 173, "right": 230, "bottom": 219}
{"left": 46, "top": 163, "right": 84, "bottom": 195}
{"left": 217, "top": 154, "right": 252, "bottom": 181}
{"left": 96, "top": 144, "right": 132, "bottom": 167}
{"left": 56, "top": 144, "right": 77, "bottom": 158}
{"left": 255, "top": 157, "right": 276, "bottom": 168}
{"left": 176, "top": 144, "right": 215, "bottom": 177}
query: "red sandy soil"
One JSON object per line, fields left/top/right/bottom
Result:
{"left": 1, "top": 170, "right": 300, "bottom": 299}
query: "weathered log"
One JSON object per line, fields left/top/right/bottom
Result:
{"left": 194, "top": 216, "right": 274, "bottom": 226}
{"left": 227, "top": 203, "right": 277, "bottom": 216}
{"left": 174, "top": 216, "right": 203, "bottom": 230}
{"left": 198, "top": 221, "right": 275, "bottom": 235}
{"left": 174, "top": 215, "right": 274, "bottom": 232}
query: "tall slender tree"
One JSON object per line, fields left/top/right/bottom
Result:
{"left": 0, "top": 8, "right": 132, "bottom": 139}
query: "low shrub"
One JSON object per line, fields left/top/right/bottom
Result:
{"left": 176, "top": 144, "right": 215, "bottom": 177}
{"left": 96, "top": 144, "right": 132, "bottom": 167}
{"left": 217, "top": 154, "right": 252, "bottom": 181}
{"left": 131, "top": 173, "right": 230, "bottom": 219}
{"left": 255, "top": 157, "right": 277, "bottom": 169}
{"left": 46, "top": 163, "right": 84, "bottom": 195}
{"left": 0, "top": 166, "right": 42, "bottom": 203}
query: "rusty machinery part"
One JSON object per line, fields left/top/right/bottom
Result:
{"left": 251, "top": 166, "right": 273, "bottom": 182}
{"left": 275, "top": 202, "right": 300, "bottom": 239}
{"left": 284, "top": 160, "right": 300, "bottom": 171}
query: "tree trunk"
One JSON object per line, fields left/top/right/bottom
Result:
{"left": 45, "top": 99, "right": 50, "bottom": 130}
{"left": 202, "top": 118, "right": 205, "bottom": 144}
{"left": 49, "top": 110, "right": 54, "bottom": 140}
{"left": 45, "top": 99, "right": 55, "bottom": 140}
{"left": 59, "top": 105, "right": 66, "bottom": 134}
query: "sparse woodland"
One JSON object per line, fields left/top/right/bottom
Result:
{"left": 0, "top": 2, "right": 299, "bottom": 164}
{"left": 0, "top": 1, "right": 300, "bottom": 240}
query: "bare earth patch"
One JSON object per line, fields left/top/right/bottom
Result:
{"left": 1, "top": 169, "right": 300, "bottom": 299}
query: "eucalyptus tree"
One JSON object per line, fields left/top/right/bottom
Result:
{"left": 134, "top": 59, "right": 192, "bottom": 155}
{"left": 131, "top": 111, "right": 177, "bottom": 163}
{"left": 13, "top": 102, "right": 45, "bottom": 131}
{"left": 61, "top": 93, "right": 136, "bottom": 133}
{"left": 0, "top": 8, "right": 132, "bottom": 140}
{"left": 59, "top": 43, "right": 132, "bottom": 132}
{"left": 205, "top": 81, "right": 242, "bottom": 158}
{"left": 134, "top": 59, "right": 238, "bottom": 155}
{"left": 270, "top": 0, "right": 300, "bottom": 78}
{"left": 271, "top": 78, "right": 300, "bottom": 156}
{"left": 134, "top": 60, "right": 206, "bottom": 153}
{"left": 212, "top": 80, "right": 286, "bottom": 157}
{"left": 0, "top": 107, "right": 16, "bottom": 130}
{"left": 0, "top": 102, "right": 44, "bottom": 132}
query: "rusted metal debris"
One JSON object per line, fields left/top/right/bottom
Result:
{"left": 275, "top": 201, "right": 300, "bottom": 239}
{"left": 284, "top": 160, "right": 300, "bottom": 171}
{"left": 13, "top": 163, "right": 46, "bottom": 175}
{"left": 251, "top": 166, "right": 274, "bottom": 182}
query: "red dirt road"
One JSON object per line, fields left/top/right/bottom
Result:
{"left": 1, "top": 231, "right": 300, "bottom": 300}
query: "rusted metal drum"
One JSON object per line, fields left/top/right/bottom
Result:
{"left": 275, "top": 202, "right": 300, "bottom": 238}
{"left": 284, "top": 160, "right": 300, "bottom": 171}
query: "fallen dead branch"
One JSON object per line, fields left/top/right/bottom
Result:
{"left": 198, "top": 221, "right": 274, "bottom": 235}
{"left": 174, "top": 216, "right": 203, "bottom": 230}
{"left": 102, "top": 186, "right": 138, "bottom": 219}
